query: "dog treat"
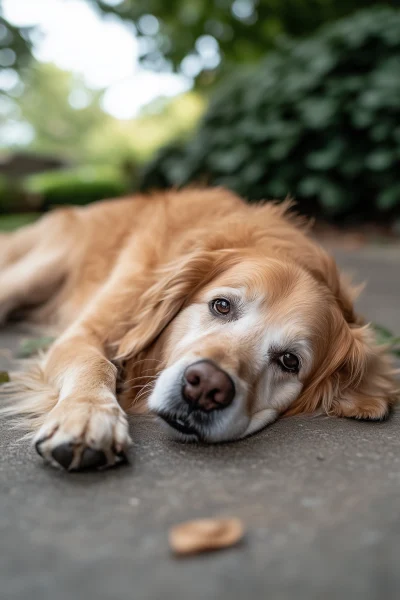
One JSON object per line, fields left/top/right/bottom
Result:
{"left": 169, "top": 517, "right": 244, "bottom": 555}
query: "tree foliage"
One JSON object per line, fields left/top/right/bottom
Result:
{"left": 0, "top": 60, "right": 204, "bottom": 164}
{"left": 0, "top": 0, "right": 32, "bottom": 76}
{"left": 140, "top": 8, "right": 400, "bottom": 222}
{"left": 91, "top": 0, "right": 389, "bottom": 80}
{"left": 11, "top": 63, "right": 107, "bottom": 158}
{"left": 1, "top": 0, "right": 391, "bottom": 84}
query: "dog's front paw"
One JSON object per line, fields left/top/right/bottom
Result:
{"left": 33, "top": 398, "right": 132, "bottom": 471}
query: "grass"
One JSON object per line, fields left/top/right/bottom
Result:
{"left": 0, "top": 213, "right": 40, "bottom": 232}
{"left": 372, "top": 324, "right": 400, "bottom": 358}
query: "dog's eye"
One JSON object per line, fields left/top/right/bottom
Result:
{"left": 212, "top": 298, "right": 231, "bottom": 316}
{"left": 278, "top": 353, "right": 300, "bottom": 373}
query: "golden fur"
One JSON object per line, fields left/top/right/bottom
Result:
{"left": 0, "top": 188, "right": 397, "bottom": 469}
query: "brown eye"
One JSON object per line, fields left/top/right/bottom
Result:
{"left": 212, "top": 298, "right": 231, "bottom": 316}
{"left": 278, "top": 353, "right": 300, "bottom": 373}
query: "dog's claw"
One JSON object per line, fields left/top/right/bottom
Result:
{"left": 35, "top": 440, "right": 44, "bottom": 458}
{"left": 115, "top": 450, "right": 128, "bottom": 464}
{"left": 51, "top": 442, "right": 75, "bottom": 470}
{"left": 48, "top": 445, "right": 114, "bottom": 471}
{"left": 79, "top": 448, "right": 107, "bottom": 470}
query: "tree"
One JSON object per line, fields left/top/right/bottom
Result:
{"left": 92, "top": 0, "right": 389, "bottom": 79}
{"left": 0, "top": 60, "right": 204, "bottom": 165}
{"left": 0, "top": 0, "right": 32, "bottom": 76}
{"left": 4, "top": 62, "right": 108, "bottom": 159}
{"left": 1, "top": 0, "right": 392, "bottom": 85}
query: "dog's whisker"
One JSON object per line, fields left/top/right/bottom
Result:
{"left": 130, "top": 358, "right": 162, "bottom": 365}
{"left": 126, "top": 382, "right": 157, "bottom": 392}
{"left": 133, "top": 385, "right": 156, "bottom": 406}
{"left": 122, "top": 376, "right": 158, "bottom": 388}
{"left": 124, "top": 374, "right": 158, "bottom": 383}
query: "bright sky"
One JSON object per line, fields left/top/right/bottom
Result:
{"left": 3, "top": 0, "right": 192, "bottom": 119}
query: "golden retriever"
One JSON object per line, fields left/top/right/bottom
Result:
{"left": 0, "top": 188, "right": 397, "bottom": 471}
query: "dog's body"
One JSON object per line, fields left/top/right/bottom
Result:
{"left": 0, "top": 189, "right": 397, "bottom": 470}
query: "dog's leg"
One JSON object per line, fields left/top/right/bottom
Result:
{"left": 33, "top": 328, "right": 131, "bottom": 471}
{"left": 31, "top": 263, "right": 144, "bottom": 470}
{"left": 0, "top": 250, "right": 66, "bottom": 323}
{"left": 7, "top": 224, "right": 160, "bottom": 470}
{"left": 0, "top": 232, "right": 11, "bottom": 269}
{"left": 0, "top": 210, "right": 80, "bottom": 322}
{"left": 0, "top": 218, "right": 51, "bottom": 270}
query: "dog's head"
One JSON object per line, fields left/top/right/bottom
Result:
{"left": 118, "top": 211, "right": 397, "bottom": 442}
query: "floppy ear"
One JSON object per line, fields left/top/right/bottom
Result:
{"left": 287, "top": 319, "right": 398, "bottom": 421}
{"left": 327, "top": 324, "right": 398, "bottom": 420}
{"left": 312, "top": 254, "right": 397, "bottom": 419}
{"left": 116, "top": 248, "right": 236, "bottom": 360}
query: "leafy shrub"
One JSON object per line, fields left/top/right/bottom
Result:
{"left": 24, "top": 166, "right": 130, "bottom": 210}
{"left": 0, "top": 174, "right": 29, "bottom": 214}
{"left": 0, "top": 175, "right": 11, "bottom": 213}
{"left": 140, "top": 8, "right": 400, "bottom": 222}
{"left": 0, "top": 213, "right": 39, "bottom": 231}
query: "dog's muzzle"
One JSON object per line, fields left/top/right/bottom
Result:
{"left": 181, "top": 360, "right": 235, "bottom": 412}
{"left": 157, "top": 360, "right": 236, "bottom": 439}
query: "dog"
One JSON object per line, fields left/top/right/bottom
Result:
{"left": 0, "top": 188, "right": 397, "bottom": 471}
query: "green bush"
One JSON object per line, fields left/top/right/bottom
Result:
{"left": 0, "top": 213, "right": 39, "bottom": 231}
{"left": 0, "top": 175, "right": 11, "bottom": 213}
{"left": 24, "top": 166, "right": 130, "bottom": 210}
{"left": 140, "top": 8, "right": 400, "bottom": 222}
{"left": 0, "top": 174, "right": 28, "bottom": 214}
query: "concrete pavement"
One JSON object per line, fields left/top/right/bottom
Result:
{"left": 1, "top": 246, "right": 399, "bottom": 600}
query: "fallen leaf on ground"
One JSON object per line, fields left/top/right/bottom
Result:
{"left": 169, "top": 517, "right": 244, "bottom": 556}
{"left": 0, "top": 371, "right": 10, "bottom": 385}
{"left": 17, "top": 336, "right": 55, "bottom": 358}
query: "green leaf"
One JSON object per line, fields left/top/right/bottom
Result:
{"left": 208, "top": 145, "right": 250, "bottom": 173}
{"left": 373, "top": 324, "right": 397, "bottom": 343}
{"left": 267, "top": 139, "right": 295, "bottom": 161}
{"left": 306, "top": 140, "right": 344, "bottom": 170}
{"left": 365, "top": 150, "right": 394, "bottom": 171}
{"left": 17, "top": 336, "right": 55, "bottom": 358}
{"left": 298, "top": 98, "right": 336, "bottom": 129}
{"left": 372, "top": 324, "right": 400, "bottom": 357}
{"left": 351, "top": 110, "right": 373, "bottom": 128}
{"left": 297, "top": 176, "right": 324, "bottom": 197}
{"left": 267, "top": 179, "right": 288, "bottom": 197}
{"left": 319, "top": 182, "right": 348, "bottom": 215}
{"left": 0, "top": 372, "right": 10, "bottom": 385}
{"left": 376, "top": 185, "right": 400, "bottom": 210}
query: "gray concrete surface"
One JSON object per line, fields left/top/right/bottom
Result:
{"left": 1, "top": 247, "right": 400, "bottom": 600}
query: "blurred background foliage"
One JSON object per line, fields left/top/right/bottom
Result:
{"left": 87, "top": 0, "right": 383, "bottom": 83}
{"left": 0, "top": 0, "right": 399, "bottom": 225}
{"left": 141, "top": 8, "right": 400, "bottom": 222}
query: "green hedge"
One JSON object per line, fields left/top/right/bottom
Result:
{"left": 0, "top": 174, "right": 29, "bottom": 214}
{"left": 0, "top": 213, "right": 39, "bottom": 231}
{"left": 24, "top": 166, "right": 130, "bottom": 210}
{"left": 140, "top": 8, "right": 400, "bottom": 222}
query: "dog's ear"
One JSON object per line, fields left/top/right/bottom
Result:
{"left": 304, "top": 249, "right": 397, "bottom": 418}
{"left": 327, "top": 323, "right": 398, "bottom": 421}
{"left": 116, "top": 248, "right": 235, "bottom": 360}
{"left": 287, "top": 317, "right": 397, "bottom": 421}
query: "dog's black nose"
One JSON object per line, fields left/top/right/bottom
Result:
{"left": 182, "top": 361, "right": 235, "bottom": 412}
